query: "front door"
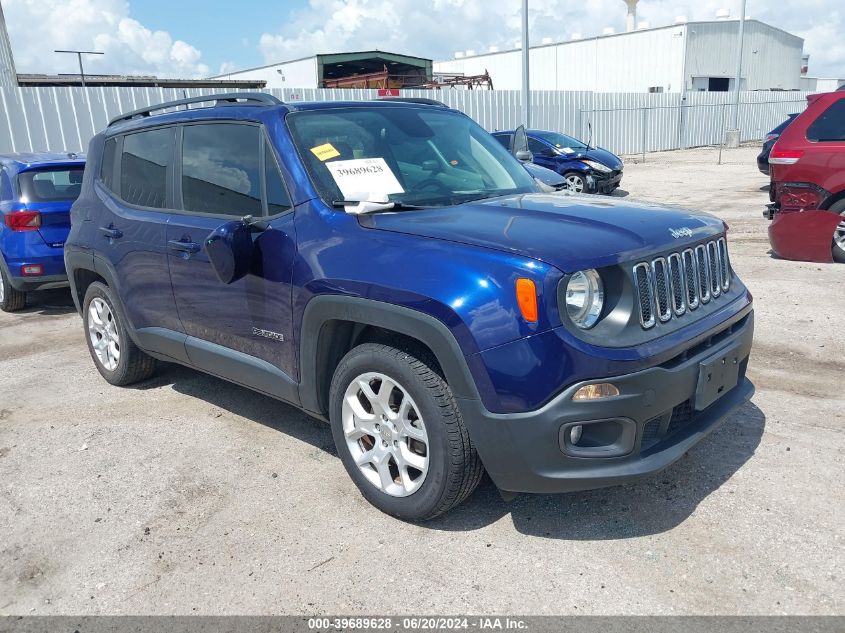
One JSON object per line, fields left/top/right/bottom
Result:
{"left": 166, "top": 122, "right": 297, "bottom": 386}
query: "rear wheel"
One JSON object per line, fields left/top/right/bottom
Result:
{"left": 82, "top": 282, "right": 156, "bottom": 385}
{"left": 0, "top": 267, "right": 26, "bottom": 312}
{"left": 830, "top": 199, "right": 845, "bottom": 263}
{"left": 562, "top": 172, "right": 587, "bottom": 194}
{"left": 329, "top": 343, "right": 483, "bottom": 521}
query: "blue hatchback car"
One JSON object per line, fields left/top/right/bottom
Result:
{"left": 65, "top": 94, "right": 753, "bottom": 520}
{"left": 1, "top": 152, "right": 85, "bottom": 311}
{"left": 493, "top": 129, "right": 624, "bottom": 194}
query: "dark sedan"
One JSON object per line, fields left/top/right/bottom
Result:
{"left": 757, "top": 114, "right": 799, "bottom": 175}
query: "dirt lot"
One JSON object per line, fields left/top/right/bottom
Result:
{"left": 0, "top": 145, "right": 842, "bottom": 615}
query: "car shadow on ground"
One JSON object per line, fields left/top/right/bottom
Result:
{"left": 608, "top": 188, "right": 630, "bottom": 198}
{"left": 426, "top": 401, "right": 765, "bottom": 539}
{"left": 138, "top": 363, "right": 337, "bottom": 455}
{"left": 15, "top": 288, "right": 76, "bottom": 316}
{"left": 136, "top": 365, "right": 764, "bottom": 540}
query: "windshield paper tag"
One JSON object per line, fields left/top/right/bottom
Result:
{"left": 310, "top": 143, "right": 341, "bottom": 161}
{"left": 325, "top": 158, "right": 404, "bottom": 199}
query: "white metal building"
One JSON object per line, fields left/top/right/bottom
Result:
{"left": 211, "top": 51, "right": 433, "bottom": 90}
{"left": 435, "top": 19, "right": 804, "bottom": 93}
{"left": 0, "top": 3, "right": 18, "bottom": 88}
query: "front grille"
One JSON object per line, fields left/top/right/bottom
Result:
{"left": 633, "top": 238, "right": 731, "bottom": 330}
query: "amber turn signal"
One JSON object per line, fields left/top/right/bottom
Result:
{"left": 572, "top": 383, "right": 620, "bottom": 401}
{"left": 515, "top": 278, "right": 538, "bottom": 322}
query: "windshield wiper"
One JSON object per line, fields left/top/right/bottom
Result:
{"left": 331, "top": 199, "right": 429, "bottom": 214}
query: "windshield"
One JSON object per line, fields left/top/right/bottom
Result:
{"left": 286, "top": 106, "right": 537, "bottom": 208}
{"left": 533, "top": 131, "right": 588, "bottom": 151}
{"left": 18, "top": 167, "right": 84, "bottom": 202}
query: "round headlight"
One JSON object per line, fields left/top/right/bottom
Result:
{"left": 565, "top": 269, "right": 604, "bottom": 329}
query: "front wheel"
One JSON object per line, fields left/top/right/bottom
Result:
{"left": 830, "top": 199, "right": 845, "bottom": 263}
{"left": 329, "top": 343, "right": 483, "bottom": 521}
{"left": 562, "top": 172, "right": 588, "bottom": 194}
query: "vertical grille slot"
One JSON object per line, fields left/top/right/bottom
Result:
{"left": 652, "top": 257, "right": 672, "bottom": 322}
{"left": 667, "top": 253, "right": 686, "bottom": 316}
{"left": 694, "top": 244, "right": 711, "bottom": 304}
{"left": 707, "top": 241, "right": 720, "bottom": 297}
{"left": 633, "top": 239, "right": 731, "bottom": 330}
{"left": 682, "top": 249, "right": 699, "bottom": 310}
{"left": 717, "top": 237, "right": 731, "bottom": 291}
{"left": 633, "top": 263, "right": 655, "bottom": 329}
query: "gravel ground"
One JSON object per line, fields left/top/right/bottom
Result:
{"left": 0, "top": 145, "right": 842, "bottom": 615}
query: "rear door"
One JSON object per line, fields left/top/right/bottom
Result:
{"left": 95, "top": 128, "right": 182, "bottom": 339}
{"left": 166, "top": 121, "right": 298, "bottom": 384}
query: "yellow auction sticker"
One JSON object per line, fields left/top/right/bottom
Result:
{"left": 310, "top": 143, "right": 341, "bottom": 161}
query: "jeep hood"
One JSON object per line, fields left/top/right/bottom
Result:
{"left": 358, "top": 193, "right": 725, "bottom": 272}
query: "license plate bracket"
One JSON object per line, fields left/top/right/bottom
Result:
{"left": 694, "top": 343, "right": 742, "bottom": 411}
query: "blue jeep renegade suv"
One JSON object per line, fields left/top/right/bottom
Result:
{"left": 65, "top": 94, "right": 754, "bottom": 520}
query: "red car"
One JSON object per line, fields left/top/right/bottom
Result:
{"left": 766, "top": 90, "right": 845, "bottom": 263}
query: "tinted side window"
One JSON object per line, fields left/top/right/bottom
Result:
{"left": 493, "top": 134, "right": 512, "bottom": 149}
{"left": 264, "top": 145, "right": 292, "bottom": 215}
{"left": 121, "top": 128, "right": 171, "bottom": 208}
{"left": 528, "top": 137, "right": 550, "bottom": 155}
{"left": 807, "top": 99, "right": 845, "bottom": 142}
{"left": 181, "top": 123, "right": 261, "bottom": 216}
{"left": 0, "top": 168, "right": 12, "bottom": 200}
{"left": 100, "top": 137, "right": 117, "bottom": 193}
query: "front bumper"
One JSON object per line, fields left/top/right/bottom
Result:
{"left": 592, "top": 170, "right": 623, "bottom": 194}
{"left": 457, "top": 312, "right": 754, "bottom": 494}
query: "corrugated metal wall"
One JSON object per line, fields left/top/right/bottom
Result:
{"left": 0, "top": 86, "right": 810, "bottom": 157}
{"left": 0, "top": 5, "right": 18, "bottom": 89}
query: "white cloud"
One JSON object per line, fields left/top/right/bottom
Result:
{"left": 258, "top": 0, "right": 845, "bottom": 78}
{"left": 3, "top": 0, "right": 209, "bottom": 78}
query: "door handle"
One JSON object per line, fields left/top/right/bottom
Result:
{"left": 168, "top": 239, "right": 201, "bottom": 254}
{"left": 99, "top": 226, "right": 123, "bottom": 239}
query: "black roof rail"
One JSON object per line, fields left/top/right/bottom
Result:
{"left": 376, "top": 97, "right": 449, "bottom": 107}
{"left": 108, "top": 92, "right": 284, "bottom": 127}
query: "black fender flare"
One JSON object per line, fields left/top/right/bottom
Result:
{"left": 298, "top": 295, "right": 483, "bottom": 417}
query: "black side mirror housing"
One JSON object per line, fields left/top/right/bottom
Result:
{"left": 205, "top": 220, "right": 254, "bottom": 284}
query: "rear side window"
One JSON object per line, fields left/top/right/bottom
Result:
{"left": 807, "top": 99, "right": 845, "bottom": 142}
{"left": 18, "top": 167, "right": 85, "bottom": 202}
{"left": 181, "top": 123, "right": 262, "bottom": 216}
{"left": 0, "top": 168, "right": 12, "bottom": 200}
{"left": 100, "top": 137, "right": 117, "bottom": 193}
{"left": 121, "top": 128, "right": 171, "bottom": 208}
{"left": 493, "top": 134, "right": 512, "bottom": 149}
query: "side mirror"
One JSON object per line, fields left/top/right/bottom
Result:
{"left": 515, "top": 150, "right": 533, "bottom": 162}
{"left": 205, "top": 219, "right": 254, "bottom": 284}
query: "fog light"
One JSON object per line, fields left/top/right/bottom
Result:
{"left": 572, "top": 383, "right": 620, "bottom": 401}
{"left": 570, "top": 424, "right": 583, "bottom": 445}
{"left": 21, "top": 264, "right": 43, "bottom": 276}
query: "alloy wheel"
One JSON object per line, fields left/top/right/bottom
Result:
{"left": 87, "top": 297, "right": 121, "bottom": 371}
{"left": 835, "top": 212, "right": 845, "bottom": 252}
{"left": 341, "top": 371, "right": 429, "bottom": 497}
{"left": 564, "top": 174, "right": 585, "bottom": 193}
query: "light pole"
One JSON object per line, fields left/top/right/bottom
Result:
{"left": 730, "top": 0, "right": 747, "bottom": 138}
{"left": 521, "top": 0, "right": 530, "bottom": 127}
{"left": 54, "top": 50, "right": 104, "bottom": 87}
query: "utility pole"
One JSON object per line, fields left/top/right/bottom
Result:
{"left": 729, "top": 0, "right": 747, "bottom": 142}
{"left": 521, "top": 0, "right": 530, "bottom": 127}
{"left": 54, "top": 50, "right": 104, "bottom": 87}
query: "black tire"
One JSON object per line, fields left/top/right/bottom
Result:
{"left": 562, "top": 171, "right": 588, "bottom": 194}
{"left": 829, "top": 199, "right": 845, "bottom": 263}
{"left": 82, "top": 282, "right": 156, "bottom": 386}
{"left": 329, "top": 343, "right": 484, "bottom": 521}
{"left": 0, "top": 266, "right": 26, "bottom": 312}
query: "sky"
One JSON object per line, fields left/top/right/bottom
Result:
{"left": 2, "top": 0, "right": 844, "bottom": 79}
